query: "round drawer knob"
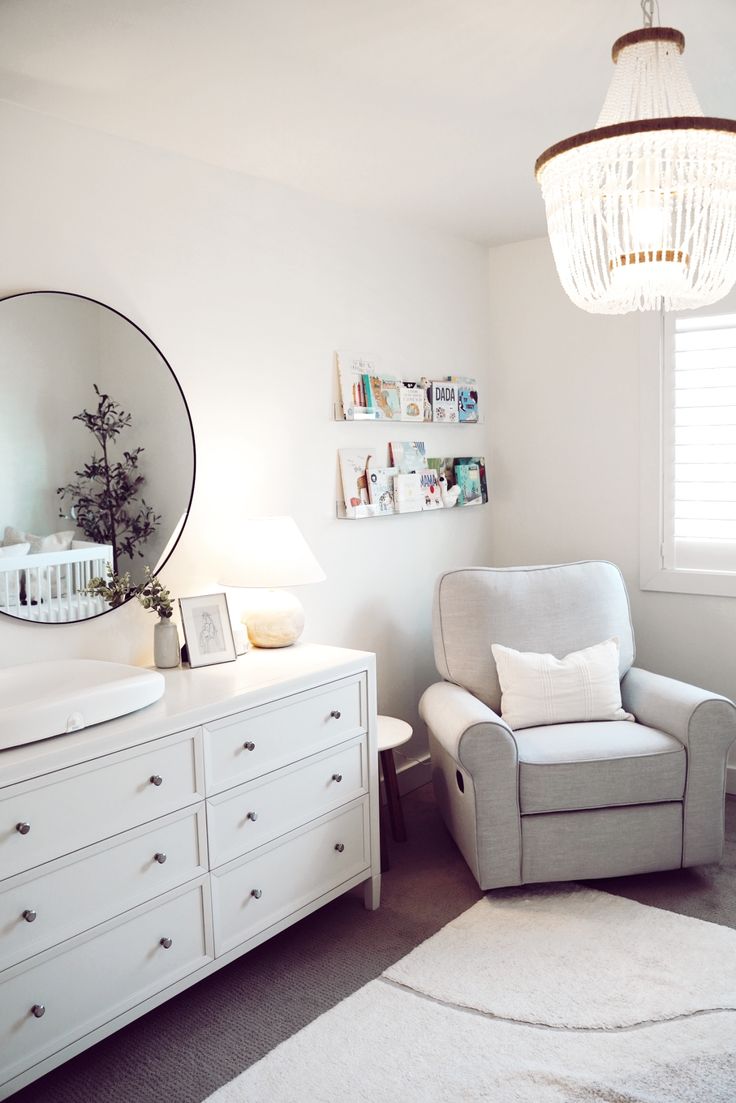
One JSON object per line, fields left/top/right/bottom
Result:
{"left": 251, "top": 888, "right": 263, "bottom": 900}
{"left": 330, "top": 710, "right": 341, "bottom": 720}
{"left": 331, "top": 773, "right": 343, "bottom": 783}
{"left": 154, "top": 852, "right": 167, "bottom": 864}
{"left": 31, "top": 1004, "right": 45, "bottom": 1019}
{"left": 22, "top": 909, "right": 37, "bottom": 924}
{"left": 16, "top": 821, "right": 31, "bottom": 835}
{"left": 160, "top": 937, "right": 173, "bottom": 949}
{"left": 150, "top": 775, "right": 163, "bottom": 787}
{"left": 247, "top": 811, "right": 258, "bottom": 822}
{"left": 243, "top": 741, "right": 256, "bottom": 752}
{"left": 334, "top": 842, "right": 345, "bottom": 853}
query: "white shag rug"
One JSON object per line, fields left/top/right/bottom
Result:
{"left": 206, "top": 885, "right": 736, "bottom": 1102}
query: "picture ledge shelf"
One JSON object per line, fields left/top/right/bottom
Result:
{"left": 332, "top": 403, "right": 484, "bottom": 424}
{"left": 336, "top": 500, "right": 488, "bottom": 520}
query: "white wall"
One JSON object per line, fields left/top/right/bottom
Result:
{"left": 488, "top": 236, "right": 736, "bottom": 714}
{"left": 0, "top": 102, "right": 492, "bottom": 759}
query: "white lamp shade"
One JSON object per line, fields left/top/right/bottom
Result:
{"left": 218, "top": 516, "right": 326, "bottom": 589}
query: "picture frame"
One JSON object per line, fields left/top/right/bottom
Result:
{"left": 179, "top": 592, "right": 237, "bottom": 668}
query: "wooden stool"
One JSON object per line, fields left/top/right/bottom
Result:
{"left": 378, "top": 716, "right": 412, "bottom": 856}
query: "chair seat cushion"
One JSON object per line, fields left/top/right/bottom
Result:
{"left": 516, "top": 721, "right": 686, "bottom": 814}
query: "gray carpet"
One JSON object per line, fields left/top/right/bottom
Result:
{"left": 12, "top": 789, "right": 736, "bottom": 1103}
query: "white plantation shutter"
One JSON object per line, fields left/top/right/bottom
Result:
{"left": 665, "top": 312, "right": 736, "bottom": 572}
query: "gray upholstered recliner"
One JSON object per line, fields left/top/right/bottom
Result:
{"left": 419, "top": 561, "right": 736, "bottom": 890}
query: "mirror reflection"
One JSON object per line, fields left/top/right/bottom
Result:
{"left": 0, "top": 292, "right": 195, "bottom": 623}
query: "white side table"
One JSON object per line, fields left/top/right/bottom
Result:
{"left": 378, "top": 715, "right": 412, "bottom": 846}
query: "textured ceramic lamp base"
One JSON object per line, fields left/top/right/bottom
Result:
{"left": 242, "top": 590, "right": 305, "bottom": 648}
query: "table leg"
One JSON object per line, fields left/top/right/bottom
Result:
{"left": 363, "top": 874, "right": 381, "bottom": 910}
{"left": 380, "top": 748, "right": 407, "bottom": 843}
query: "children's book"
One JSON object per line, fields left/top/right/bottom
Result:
{"left": 419, "top": 377, "right": 433, "bottom": 422}
{"left": 454, "top": 463, "right": 482, "bottom": 506}
{"left": 389, "top": 440, "right": 427, "bottom": 473}
{"left": 454, "top": 455, "right": 488, "bottom": 502}
{"left": 458, "top": 386, "right": 479, "bottom": 423}
{"left": 393, "top": 472, "right": 424, "bottom": 514}
{"left": 335, "top": 352, "right": 380, "bottom": 419}
{"left": 419, "top": 468, "right": 444, "bottom": 510}
{"left": 338, "top": 448, "right": 370, "bottom": 509}
{"left": 366, "top": 464, "right": 398, "bottom": 513}
{"left": 430, "top": 381, "right": 459, "bottom": 423}
{"left": 365, "top": 376, "right": 401, "bottom": 419}
{"left": 427, "top": 456, "right": 455, "bottom": 486}
{"left": 399, "top": 382, "right": 425, "bottom": 422}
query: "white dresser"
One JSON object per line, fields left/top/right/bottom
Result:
{"left": 0, "top": 644, "right": 380, "bottom": 1100}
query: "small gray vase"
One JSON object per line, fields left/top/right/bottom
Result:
{"left": 154, "top": 618, "right": 180, "bottom": 669}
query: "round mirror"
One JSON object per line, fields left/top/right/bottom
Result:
{"left": 0, "top": 291, "right": 195, "bottom": 623}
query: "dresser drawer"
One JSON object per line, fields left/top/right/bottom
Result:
{"left": 211, "top": 798, "right": 369, "bottom": 956}
{"left": 203, "top": 674, "right": 366, "bottom": 795}
{"left": 0, "top": 730, "right": 203, "bottom": 881}
{"left": 0, "top": 879, "right": 212, "bottom": 1089}
{"left": 207, "top": 738, "right": 367, "bottom": 867}
{"left": 0, "top": 805, "right": 207, "bottom": 973}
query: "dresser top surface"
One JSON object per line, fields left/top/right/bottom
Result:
{"left": 0, "top": 643, "right": 375, "bottom": 786}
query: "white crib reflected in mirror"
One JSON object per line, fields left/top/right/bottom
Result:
{"left": 0, "top": 292, "right": 195, "bottom": 623}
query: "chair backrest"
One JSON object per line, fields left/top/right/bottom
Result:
{"left": 432, "top": 561, "right": 635, "bottom": 713}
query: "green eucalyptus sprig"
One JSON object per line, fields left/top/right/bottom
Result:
{"left": 84, "top": 564, "right": 136, "bottom": 609}
{"left": 84, "top": 563, "right": 174, "bottom": 619}
{"left": 137, "top": 566, "right": 174, "bottom": 620}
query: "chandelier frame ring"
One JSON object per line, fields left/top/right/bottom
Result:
{"left": 535, "top": 115, "right": 736, "bottom": 178}
{"left": 611, "top": 26, "right": 684, "bottom": 62}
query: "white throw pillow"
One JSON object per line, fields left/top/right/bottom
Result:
{"left": 491, "top": 637, "right": 634, "bottom": 731}
{"left": 3, "top": 526, "right": 75, "bottom": 601}
{"left": 0, "top": 542, "right": 31, "bottom": 607}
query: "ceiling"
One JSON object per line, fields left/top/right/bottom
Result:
{"left": 0, "top": 0, "right": 734, "bottom": 244}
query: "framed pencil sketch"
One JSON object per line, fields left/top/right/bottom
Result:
{"left": 179, "top": 592, "right": 237, "bottom": 668}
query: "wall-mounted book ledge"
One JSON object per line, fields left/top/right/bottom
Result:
{"left": 337, "top": 442, "right": 488, "bottom": 520}
{"left": 335, "top": 351, "right": 480, "bottom": 424}
{"left": 332, "top": 403, "right": 485, "bottom": 424}
{"left": 336, "top": 498, "right": 487, "bottom": 520}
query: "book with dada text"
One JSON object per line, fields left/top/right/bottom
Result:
{"left": 393, "top": 472, "right": 424, "bottom": 513}
{"left": 364, "top": 375, "right": 402, "bottom": 420}
{"left": 389, "top": 440, "right": 427, "bottom": 473}
{"left": 366, "top": 464, "right": 398, "bottom": 513}
{"left": 419, "top": 468, "right": 444, "bottom": 510}
{"left": 399, "top": 382, "right": 425, "bottom": 422}
{"left": 430, "top": 381, "right": 459, "bottom": 422}
{"left": 338, "top": 448, "right": 371, "bottom": 509}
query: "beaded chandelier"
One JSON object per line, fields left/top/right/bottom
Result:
{"left": 535, "top": 4, "right": 736, "bottom": 314}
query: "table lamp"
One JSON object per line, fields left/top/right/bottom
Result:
{"left": 218, "top": 516, "right": 326, "bottom": 648}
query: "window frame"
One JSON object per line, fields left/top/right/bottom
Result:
{"left": 640, "top": 308, "right": 736, "bottom": 598}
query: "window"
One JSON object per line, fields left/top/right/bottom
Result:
{"left": 640, "top": 298, "right": 736, "bottom": 597}
{"left": 668, "top": 312, "right": 736, "bottom": 572}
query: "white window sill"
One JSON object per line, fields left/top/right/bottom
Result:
{"left": 641, "top": 565, "right": 736, "bottom": 598}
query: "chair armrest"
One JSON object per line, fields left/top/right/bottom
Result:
{"left": 621, "top": 666, "right": 736, "bottom": 867}
{"left": 420, "top": 681, "right": 521, "bottom": 889}
{"left": 419, "top": 681, "right": 517, "bottom": 773}
{"left": 621, "top": 667, "right": 736, "bottom": 752}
